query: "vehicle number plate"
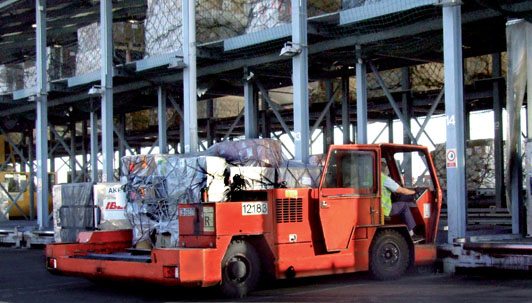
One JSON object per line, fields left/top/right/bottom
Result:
{"left": 242, "top": 202, "right": 268, "bottom": 216}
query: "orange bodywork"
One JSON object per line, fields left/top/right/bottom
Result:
{"left": 46, "top": 144, "right": 440, "bottom": 287}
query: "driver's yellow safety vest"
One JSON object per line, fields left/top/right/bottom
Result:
{"left": 381, "top": 173, "right": 392, "bottom": 217}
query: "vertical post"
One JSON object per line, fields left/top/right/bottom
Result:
{"left": 388, "top": 118, "right": 394, "bottom": 143}
{"left": 82, "top": 120, "right": 88, "bottom": 182}
{"left": 100, "top": 0, "right": 114, "bottom": 182}
{"left": 261, "top": 97, "right": 271, "bottom": 138}
{"left": 443, "top": 3, "right": 467, "bottom": 242}
{"left": 69, "top": 122, "right": 76, "bottom": 182}
{"left": 206, "top": 99, "right": 214, "bottom": 146}
{"left": 356, "top": 51, "right": 368, "bottom": 144}
{"left": 402, "top": 67, "right": 412, "bottom": 186}
{"left": 118, "top": 114, "right": 125, "bottom": 172}
{"left": 183, "top": 0, "right": 198, "bottom": 154}
{"left": 35, "top": 0, "right": 49, "bottom": 229}
{"left": 292, "top": 0, "right": 309, "bottom": 163}
{"left": 27, "top": 133, "right": 35, "bottom": 220}
{"left": 244, "top": 69, "right": 258, "bottom": 139}
{"left": 464, "top": 109, "right": 470, "bottom": 140}
{"left": 179, "top": 115, "right": 185, "bottom": 154}
{"left": 342, "top": 75, "right": 350, "bottom": 144}
{"left": 90, "top": 106, "right": 99, "bottom": 183}
{"left": 324, "top": 80, "right": 334, "bottom": 152}
{"left": 158, "top": 86, "right": 168, "bottom": 153}
{"left": 492, "top": 53, "right": 504, "bottom": 209}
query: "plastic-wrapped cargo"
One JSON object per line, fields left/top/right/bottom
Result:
{"left": 121, "top": 154, "right": 227, "bottom": 246}
{"left": 121, "top": 154, "right": 227, "bottom": 203}
{"left": 75, "top": 22, "right": 145, "bottom": 75}
{"left": 277, "top": 161, "right": 323, "bottom": 188}
{"left": 203, "top": 139, "right": 284, "bottom": 168}
{"left": 246, "top": 0, "right": 340, "bottom": 34}
{"left": 93, "top": 183, "right": 131, "bottom": 230}
{"left": 52, "top": 183, "right": 94, "bottom": 243}
{"left": 228, "top": 166, "right": 276, "bottom": 190}
{"left": 0, "top": 189, "right": 8, "bottom": 221}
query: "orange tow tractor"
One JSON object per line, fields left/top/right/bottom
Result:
{"left": 46, "top": 144, "right": 441, "bottom": 298}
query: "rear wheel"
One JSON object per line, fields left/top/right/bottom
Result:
{"left": 220, "top": 240, "right": 261, "bottom": 298}
{"left": 369, "top": 229, "right": 410, "bottom": 280}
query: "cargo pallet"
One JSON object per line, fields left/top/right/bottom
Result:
{"left": 0, "top": 221, "right": 54, "bottom": 247}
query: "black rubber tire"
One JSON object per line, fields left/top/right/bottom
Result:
{"left": 369, "top": 229, "right": 410, "bottom": 280}
{"left": 220, "top": 240, "right": 261, "bottom": 298}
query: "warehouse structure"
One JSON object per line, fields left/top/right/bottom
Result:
{"left": 0, "top": 0, "right": 531, "bottom": 254}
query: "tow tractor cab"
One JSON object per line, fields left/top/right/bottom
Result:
{"left": 45, "top": 143, "right": 441, "bottom": 298}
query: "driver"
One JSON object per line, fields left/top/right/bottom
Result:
{"left": 381, "top": 160, "right": 423, "bottom": 242}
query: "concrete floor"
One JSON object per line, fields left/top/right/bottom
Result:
{"left": 1, "top": 247, "right": 532, "bottom": 303}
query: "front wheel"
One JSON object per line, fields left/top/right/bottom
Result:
{"left": 369, "top": 229, "right": 410, "bottom": 280}
{"left": 220, "top": 240, "right": 261, "bottom": 298}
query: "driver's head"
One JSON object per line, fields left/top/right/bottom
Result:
{"left": 380, "top": 159, "right": 389, "bottom": 175}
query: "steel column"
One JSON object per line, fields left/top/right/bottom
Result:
{"left": 492, "top": 53, "right": 504, "bottom": 209}
{"left": 388, "top": 118, "right": 394, "bottom": 143}
{"left": 356, "top": 56, "right": 368, "bottom": 144}
{"left": 183, "top": 0, "right": 198, "bottom": 153}
{"left": 443, "top": 3, "right": 467, "bottom": 242}
{"left": 90, "top": 107, "right": 99, "bottom": 182}
{"left": 27, "top": 133, "right": 34, "bottom": 220}
{"left": 100, "top": 0, "right": 114, "bottom": 182}
{"left": 341, "top": 75, "right": 350, "bottom": 144}
{"left": 82, "top": 120, "right": 88, "bottom": 182}
{"left": 292, "top": 0, "right": 309, "bottom": 163}
{"left": 69, "top": 122, "right": 76, "bottom": 182}
{"left": 206, "top": 99, "right": 214, "bottom": 146}
{"left": 118, "top": 115, "right": 126, "bottom": 173}
{"left": 261, "top": 96, "right": 271, "bottom": 138}
{"left": 401, "top": 67, "right": 412, "bottom": 186}
{"left": 35, "top": 0, "right": 49, "bottom": 229}
{"left": 158, "top": 86, "right": 168, "bottom": 153}
{"left": 244, "top": 71, "right": 258, "bottom": 139}
{"left": 324, "top": 80, "right": 334, "bottom": 151}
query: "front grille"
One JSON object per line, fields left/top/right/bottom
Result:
{"left": 276, "top": 198, "right": 303, "bottom": 223}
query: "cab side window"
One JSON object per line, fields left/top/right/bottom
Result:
{"left": 323, "top": 150, "right": 377, "bottom": 195}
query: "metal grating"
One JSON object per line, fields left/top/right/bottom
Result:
{"left": 276, "top": 198, "right": 303, "bottom": 223}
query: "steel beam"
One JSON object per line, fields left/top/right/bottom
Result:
{"left": 35, "top": 0, "right": 49, "bottom": 229}
{"left": 443, "top": 3, "right": 467, "bottom": 242}
{"left": 100, "top": 0, "right": 114, "bottom": 182}
{"left": 369, "top": 61, "right": 417, "bottom": 144}
{"left": 310, "top": 87, "right": 340, "bottom": 136}
{"left": 183, "top": 0, "right": 198, "bottom": 153}
{"left": 222, "top": 109, "right": 245, "bottom": 141}
{"left": 244, "top": 71, "right": 258, "bottom": 139}
{"left": 257, "top": 81, "right": 294, "bottom": 142}
{"left": 416, "top": 89, "right": 444, "bottom": 142}
{"left": 356, "top": 55, "right": 368, "bottom": 144}
{"left": 341, "top": 75, "right": 350, "bottom": 144}
{"left": 158, "top": 86, "right": 168, "bottom": 153}
{"left": 292, "top": 0, "right": 309, "bottom": 163}
{"left": 492, "top": 53, "right": 504, "bottom": 209}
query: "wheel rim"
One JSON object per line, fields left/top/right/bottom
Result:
{"left": 225, "top": 254, "right": 251, "bottom": 283}
{"left": 378, "top": 241, "right": 400, "bottom": 267}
